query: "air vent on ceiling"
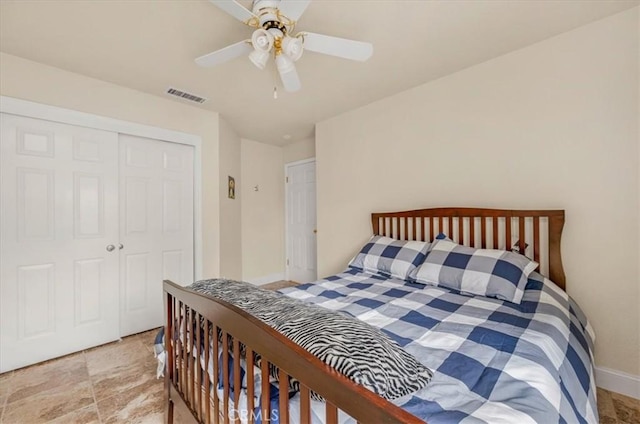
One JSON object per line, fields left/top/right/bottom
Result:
{"left": 166, "top": 87, "right": 207, "bottom": 104}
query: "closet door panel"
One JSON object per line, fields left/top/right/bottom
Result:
{"left": 119, "top": 135, "right": 194, "bottom": 337}
{"left": 0, "top": 113, "right": 120, "bottom": 372}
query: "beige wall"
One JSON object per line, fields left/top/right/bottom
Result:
{"left": 218, "top": 118, "right": 242, "bottom": 280}
{"left": 0, "top": 52, "right": 222, "bottom": 279}
{"left": 240, "top": 139, "right": 285, "bottom": 280}
{"left": 283, "top": 137, "right": 315, "bottom": 163}
{"left": 316, "top": 8, "right": 639, "bottom": 377}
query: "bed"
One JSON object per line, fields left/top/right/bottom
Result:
{"left": 163, "top": 207, "right": 597, "bottom": 424}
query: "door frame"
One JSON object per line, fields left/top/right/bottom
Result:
{"left": 0, "top": 96, "right": 203, "bottom": 280}
{"left": 284, "top": 157, "right": 316, "bottom": 282}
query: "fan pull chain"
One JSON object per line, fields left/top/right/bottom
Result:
{"left": 273, "top": 86, "right": 278, "bottom": 99}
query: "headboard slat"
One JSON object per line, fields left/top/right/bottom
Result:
{"left": 432, "top": 218, "right": 437, "bottom": 242}
{"left": 533, "top": 217, "right": 541, "bottom": 263}
{"left": 518, "top": 217, "right": 526, "bottom": 254}
{"left": 412, "top": 217, "right": 417, "bottom": 241}
{"left": 480, "top": 218, "right": 486, "bottom": 249}
{"left": 371, "top": 207, "right": 566, "bottom": 290}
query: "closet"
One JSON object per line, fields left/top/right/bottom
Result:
{"left": 0, "top": 113, "right": 195, "bottom": 372}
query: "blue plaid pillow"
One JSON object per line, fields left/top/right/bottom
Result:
{"left": 409, "top": 237, "right": 538, "bottom": 304}
{"left": 348, "top": 236, "right": 430, "bottom": 281}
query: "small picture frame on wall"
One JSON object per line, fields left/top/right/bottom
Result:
{"left": 228, "top": 176, "right": 235, "bottom": 199}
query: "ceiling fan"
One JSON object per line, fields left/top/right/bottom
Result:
{"left": 196, "top": 0, "right": 374, "bottom": 93}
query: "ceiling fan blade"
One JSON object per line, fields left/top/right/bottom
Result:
{"left": 195, "top": 40, "right": 252, "bottom": 67}
{"left": 301, "top": 32, "right": 373, "bottom": 62}
{"left": 209, "top": 0, "right": 257, "bottom": 24}
{"left": 278, "top": 0, "right": 312, "bottom": 21}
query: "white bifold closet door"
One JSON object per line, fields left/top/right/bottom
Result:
{"left": 0, "top": 114, "right": 121, "bottom": 372}
{"left": 0, "top": 115, "right": 195, "bottom": 372}
{"left": 119, "top": 134, "right": 194, "bottom": 337}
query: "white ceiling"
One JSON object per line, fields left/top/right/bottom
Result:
{"left": 1, "top": 0, "right": 637, "bottom": 146}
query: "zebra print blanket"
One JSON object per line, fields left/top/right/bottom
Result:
{"left": 189, "top": 278, "right": 433, "bottom": 401}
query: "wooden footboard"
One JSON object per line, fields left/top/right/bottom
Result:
{"left": 164, "top": 280, "right": 423, "bottom": 424}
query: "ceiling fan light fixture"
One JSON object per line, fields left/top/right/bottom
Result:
{"left": 281, "top": 36, "right": 304, "bottom": 61}
{"left": 248, "top": 49, "right": 270, "bottom": 70}
{"left": 276, "top": 54, "right": 301, "bottom": 92}
{"left": 251, "top": 28, "right": 274, "bottom": 52}
{"left": 275, "top": 53, "right": 294, "bottom": 74}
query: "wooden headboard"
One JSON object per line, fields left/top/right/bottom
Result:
{"left": 371, "top": 207, "right": 566, "bottom": 290}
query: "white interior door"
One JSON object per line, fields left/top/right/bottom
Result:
{"left": 119, "top": 134, "right": 194, "bottom": 336}
{"left": 286, "top": 160, "right": 317, "bottom": 283}
{"left": 0, "top": 113, "right": 120, "bottom": 372}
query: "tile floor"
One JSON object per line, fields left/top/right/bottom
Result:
{"left": 0, "top": 329, "right": 164, "bottom": 424}
{"left": 261, "top": 280, "right": 300, "bottom": 291}
{"left": 0, "top": 280, "right": 637, "bottom": 423}
{"left": 597, "top": 387, "right": 640, "bottom": 424}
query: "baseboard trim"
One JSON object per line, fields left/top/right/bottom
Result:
{"left": 596, "top": 366, "right": 640, "bottom": 399}
{"left": 245, "top": 273, "right": 285, "bottom": 286}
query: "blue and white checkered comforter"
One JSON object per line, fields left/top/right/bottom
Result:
{"left": 280, "top": 269, "right": 597, "bottom": 424}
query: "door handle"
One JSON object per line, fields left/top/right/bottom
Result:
{"left": 313, "top": 229, "right": 317, "bottom": 234}
{"left": 118, "top": 243, "right": 124, "bottom": 250}
{"left": 106, "top": 244, "right": 115, "bottom": 252}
